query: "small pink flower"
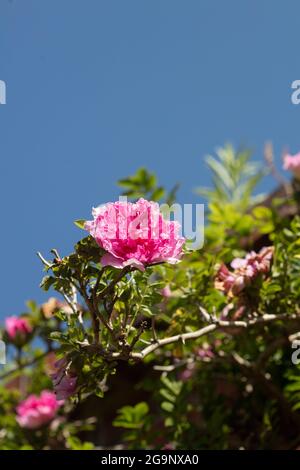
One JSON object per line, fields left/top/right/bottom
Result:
{"left": 220, "top": 302, "right": 246, "bottom": 320}
{"left": 241, "top": 247, "right": 273, "bottom": 277}
{"left": 5, "top": 316, "right": 32, "bottom": 340}
{"left": 179, "top": 362, "right": 196, "bottom": 381}
{"left": 84, "top": 198, "right": 185, "bottom": 271}
{"left": 16, "top": 391, "right": 61, "bottom": 429}
{"left": 41, "top": 297, "right": 74, "bottom": 318}
{"left": 283, "top": 152, "right": 300, "bottom": 179}
{"left": 51, "top": 358, "right": 77, "bottom": 400}
{"left": 230, "top": 257, "right": 247, "bottom": 270}
{"left": 197, "top": 343, "right": 214, "bottom": 360}
{"left": 161, "top": 285, "right": 172, "bottom": 298}
{"left": 162, "top": 443, "right": 175, "bottom": 450}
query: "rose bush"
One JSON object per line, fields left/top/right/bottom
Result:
{"left": 2, "top": 145, "right": 300, "bottom": 449}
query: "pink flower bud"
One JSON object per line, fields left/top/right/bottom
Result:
{"left": 5, "top": 316, "right": 32, "bottom": 341}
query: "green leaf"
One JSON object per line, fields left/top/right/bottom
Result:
{"left": 159, "top": 388, "right": 176, "bottom": 403}
{"left": 151, "top": 187, "right": 165, "bottom": 201}
{"left": 40, "top": 275, "right": 55, "bottom": 291}
{"left": 161, "top": 401, "right": 174, "bottom": 412}
{"left": 74, "top": 219, "right": 86, "bottom": 229}
{"left": 113, "top": 402, "right": 149, "bottom": 429}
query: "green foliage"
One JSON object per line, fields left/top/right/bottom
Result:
{"left": 196, "top": 144, "right": 265, "bottom": 209}
{"left": 118, "top": 167, "right": 179, "bottom": 204}
{"left": 113, "top": 402, "right": 150, "bottom": 448}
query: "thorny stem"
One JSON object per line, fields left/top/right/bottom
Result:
{"left": 151, "top": 316, "right": 158, "bottom": 342}
{"left": 106, "top": 312, "right": 300, "bottom": 361}
{"left": 36, "top": 251, "right": 51, "bottom": 268}
{"left": 78, "top": 278, "right": 102, "bottom": 343}
{"left": 80, "top": 267, "right": 130, "bottom": 342}
{"left": 122, "top": 300, "right": 131, "bottom": 329}
{"left": 92, "top": 268, "right": 105, "bottom": 304}
{"left": 87, "top": 267, "right": 131, "bottom": 339}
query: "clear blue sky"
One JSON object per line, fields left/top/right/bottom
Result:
{"left": 0, "top": 0, "right": 299, "bottom": 317}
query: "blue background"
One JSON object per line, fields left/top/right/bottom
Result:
{"left": 0, "top": 0, "right": 299, "bottom": 318}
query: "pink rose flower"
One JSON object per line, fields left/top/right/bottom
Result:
{"left": 16, "top": 391, "right": 61, "bottom": 429}
{"left": 51, "top": 358, "right": 77, "bottom": 400}
{"left": 5, "top": 316, "right": 32, "bottom": 340}
{"left": 283, "top": 152, "right": 300, "bottom": 179}
{"left": 215, "top": 246, "right": 273, "bottom": 296}
{"left": 84, "top": 198, "right": 185, "bottom": 271}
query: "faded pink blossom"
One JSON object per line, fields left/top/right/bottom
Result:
{"left": 230, "top": 257, "right": 247, "bottom": 270}
{"left": 51, "top": 358, "right": 77, "bottom": 400}
{"left": 41, "top": 297, "right": 74, "bottom": 319}
{"left": 197, "top": 343, "right": 215, "bottom": 360}
{"left": 179, "top": 362, "right": 196, "bottom": 381}
{"left": 215, "top": 246, "right": 273, "bottom": 296}
{"left": 231, "top": 305, "right": 246, "bottom": 320}
{"left": 220, "top": 303, "right": 246, "bottom": 320}
{"left": 236, "top": 247, "right": 273, "bottom": 276}
{"left": 214, "top": 264, "right": 238, "bottom": 294}
{"left": 84, "top": 198, "right": 185, "bottom": 271}
{"left": 283, "top": 152, "right": 300, "bottom": 179}
{"left": 162, "top": 443, "right": 175, "bottom": 450}
{"left": 5, "top": 316, "right": 32, "bottom": 340}
{"left": 161, "top": 285, "right": 172, "bottom": 298}
{"left": 16, "top": 391, "right": 61, "bottom": 429}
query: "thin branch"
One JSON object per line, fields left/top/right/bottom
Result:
{"left": 151, "top": 316, "right": 158, "bottom": 342}
{"left": 122, "top": 299, "right": 131, "bottom": 329}
{"left": 50, "top": 248, "right": 61, "bottom": 261}
{"left": 0, "top": 350, "right": 52, "bottom": 381}
{"left": 78, "top": 279, "right": 103, "bottom": 342}
{"left": 110, "top": 312, "right": 300, "bottom": 360}
{"left": 60, "top": 291, "right": 77, "bottom": 316}
{"left": 130, "top": 321, "right": 148, "bottom": 350}
{"left": 36, "top": 251, "right": 51, "bottom": 268}
{"left": 92, "top": 268, "right": 105, "bottom": 307}
{"left": 198, "top": 306, "right": 212, "bottom": 322}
